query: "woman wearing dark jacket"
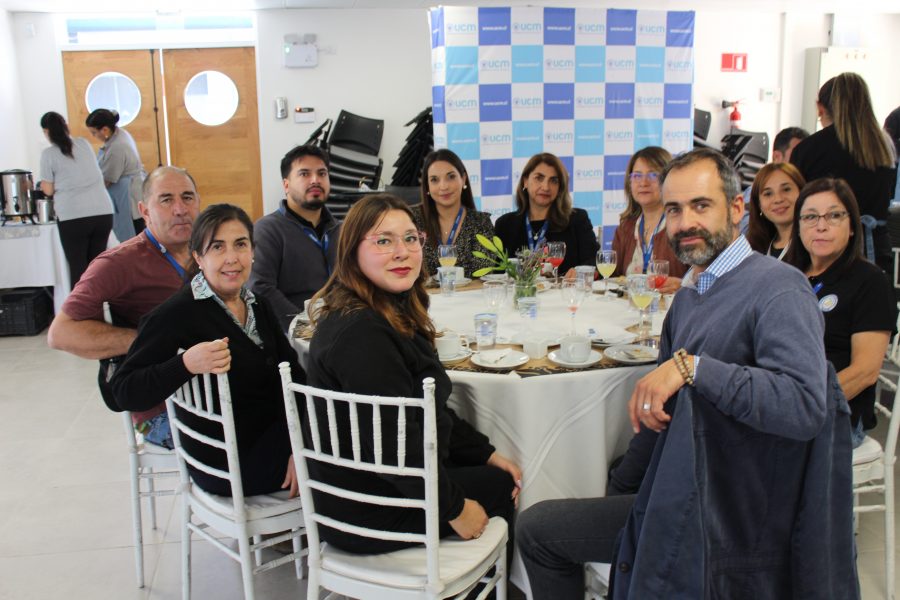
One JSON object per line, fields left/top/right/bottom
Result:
{"left": 494, "top": 152, "right": 599, "bottom": 276}
{"left": 791, "top": 72, "right": 897, "bottom": 271}
{"left": 113, "top": 204, "right": 305, "bottom": 496}
{"left": 307, "top": 193, "right": 521, "bottom": 554}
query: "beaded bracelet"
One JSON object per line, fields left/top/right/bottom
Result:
{"left": 673, "top": 348, "right": 695, "bottom": 386}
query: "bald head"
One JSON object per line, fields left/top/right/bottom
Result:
{"left": 142, "top": 166, "right": 197, "bottom": 201}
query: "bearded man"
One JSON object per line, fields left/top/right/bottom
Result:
{"left": 249, "top": 144, "right": 340, "bottom": 332}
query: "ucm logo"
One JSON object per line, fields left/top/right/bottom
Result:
{"left": 577, "top": 23, "right": 605, "bottom": 34}
{"left": 447, "top": 98, "right": 478, "bottom": 110}
{"left": 512, "top": 22, "right": 542, "bottom": 32}
{"left": 576, "top": 96, "right": 604, "bottom": 107}
{"left": 664, "top": 130, "right": 691, "bottom": 139}
{"left": 607, "top": 59, "right": 635, "bottom": 70}
{"left": 638, "top": 24, "right": 666, "bottom": 35}
{"left": 512, "top": 97, "right": 542, "bottom": 108}
{"left": 545, "top": 131, "right": 574, "bottom": 143}
{"left": 606, "top": 130, "right": 634, "bottom": 141}
{"left": 480, "top": 59, "right": 511, "bottom": 71}
{"left": 637, "top": 96, "right": 664, "bottom": 106}
{"left": 446, "top": 23, "right": 476, "bottom": 34}
{"left": 545, "top": 58, "right": 575, "bottom": 69}
{"left": 481, "top": 133, "right": 512, "bottom": 145}
{"left": 666, "top": 60, "right": 692, "bottom": 71}
{"left": 575, "top": 169, "right": 604, "bottom": 179}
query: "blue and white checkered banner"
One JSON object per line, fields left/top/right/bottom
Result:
{"left": 430, "top": 6, "right": 695, "bottom": 244}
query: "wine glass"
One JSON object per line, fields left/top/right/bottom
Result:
{"left": 544, "top": 241, "right": 566, "bottom": 281}
{"left": 596, "top": 249, "right": 617, "bottom": 300}
{"left": 560, "top": 280, "right": 588, "bottom": 335}
{"left": 627, "top": 274, "right": 659, "bottom": 341}
{"left": 438, "top": 244, "right": 457, "bottom": 268}
{"left": 647, "top": 260, "right": 669, "bottom": 292}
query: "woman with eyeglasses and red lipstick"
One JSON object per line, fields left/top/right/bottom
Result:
{"left": 305, "top": 193, "right": 521, "bottom": 555}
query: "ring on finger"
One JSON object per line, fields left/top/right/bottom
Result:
{"left": 642, "top": 402, "right": 651, "bottom": 411}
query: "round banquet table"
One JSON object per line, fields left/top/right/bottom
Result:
{"left": 291, "top": 283, "right": 665, "bottom": 596}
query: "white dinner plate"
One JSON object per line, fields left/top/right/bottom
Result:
{"left": 481, "top": 273, "right": 509, "bottom": 282}
{"left": 548, "top": 349, "right": 603, "bottom": 369}
{"left": 439, "top": 348, "right": 472, "bottom": 365}
{"left": 471, "top": 349, "right": 530, "bottom": 370}
{"left": 604, "top": 343, "right": 659, "bottom": 365}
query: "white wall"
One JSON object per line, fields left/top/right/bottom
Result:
{"left": 8, "top": 6, "right": 900, "bottom": 213}
{"left": 11, "top": 12, "right": 65, "bottom": 178}
{"left": 255, "top": 9, "right": 432, "bottom": 212}
{"left": 0, "top": 10, "right": 29, "bottom": 170}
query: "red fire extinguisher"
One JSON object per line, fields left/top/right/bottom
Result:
{"left": 722, "top": 100, "right": 741, "bottom": 132}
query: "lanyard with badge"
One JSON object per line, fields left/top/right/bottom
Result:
{"left": 144, "top": 228, "right": 186, "bottom": 278}
{"left": 638, "top": 214, "right": 665, "bottom": 272}
{"left": 524, "top": 213, "right": 549, "bottom": 251}
{"left": 279, "top": 205, "right": 331, "bottom": 275}
{"left": 444, "top": 206, "right": 464, "bottom": 245}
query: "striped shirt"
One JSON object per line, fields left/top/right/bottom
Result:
{"left": 681, "top": 235, "right": 754, "bottom": 295}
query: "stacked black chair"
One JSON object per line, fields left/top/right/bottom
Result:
{"left": 391, "top": 107, "right": 434, "bottom": 189}
{"left": 693, "top": 108, "right": 714, "bottom": 149}
{"left": 720, "top": 128, "right": 770, "bottom": 188}
{"left": 326, "top": 110, "right": 384, "bottom": 194}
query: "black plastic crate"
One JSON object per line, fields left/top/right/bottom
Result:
{"left": 0, "top": 288, "right": 53, "bottom": 336}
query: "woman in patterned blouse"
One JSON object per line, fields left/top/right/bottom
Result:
{"left": 411, "top": 149, "right": 495, "bottom": 278}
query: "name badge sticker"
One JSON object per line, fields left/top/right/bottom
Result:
{"left": 819, "top": 294, "right": 838, "bottom": 312}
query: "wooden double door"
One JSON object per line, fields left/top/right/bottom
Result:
{"left": 62, "top": 47, "right": 263, "bottom": 220}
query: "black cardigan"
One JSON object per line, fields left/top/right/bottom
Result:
{"left": 494, "top": 207, "right": 599, "bottom": 274}
{"left": 112, "top": 285, "right": 305, "bottom": 491}
{"left": 306, "top": 305, "right": 495, "bottom": 540}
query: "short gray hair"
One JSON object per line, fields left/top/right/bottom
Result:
{"left": 659, "top": 148, "right": 742, "bottom": 204}
{"left": 142, "top": 166, "right": 197, "bottom": 201}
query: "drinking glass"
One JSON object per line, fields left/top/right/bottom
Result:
{"left": 516, "top": 296, "right": 540, "bottom": 335}
{"left": 627, "top": 274, "right": 659, "bottom": 340}
{"left": 482, "top": 280, "right": 507, "bottom": 313}
{"left": 438, "top": 245, "right": 457, "bottom": 268}
{"left": 596, "top": 249, "right": 617, "bottom": 300}
{"left": 560, "top": 280, "right": 588, "bottom": 335}
{"left": 647, "top": 260, "right": 669, "bottom": 292}
{"left": 544, "top": 242, "right": 566, "bottom": 280}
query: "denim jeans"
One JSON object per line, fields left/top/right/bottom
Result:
{"left": 139, "top": 412, "right": 174, "bottom": 450}
{"left": 850, "top": 418, "right": 866, "bottom": 449}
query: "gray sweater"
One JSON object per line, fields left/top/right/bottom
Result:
{"left": 664, "top": 252, "right": 827, "bottom": 439}
{"left": 248, "top": 201, "right": 340, "bottom": 332}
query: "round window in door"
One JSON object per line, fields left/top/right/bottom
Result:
{"left": 85, "top": 72, "right": 141, "bottom": 126}
{"left": 184, "top": 71, "right": 239, "bottom": 127}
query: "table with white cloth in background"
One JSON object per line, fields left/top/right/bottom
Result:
{"left": 0, "top": 223, "right": 70, "bottom": 314}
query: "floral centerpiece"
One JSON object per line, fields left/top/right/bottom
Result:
{"left": 472, "top": 234, "right": 544, "bottom": 299}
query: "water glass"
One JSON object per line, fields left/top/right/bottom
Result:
{"left": 437, "top": 266, "right": 457, "bottom": 296}
{"left": 574, "top": 265, "right": 595, "bottom": 289}
{"left": 516, "top": 296, "right": 540, "bottom": 335}
{"left": 474, "top": 313, "right": 498, "bottom": 350}
{"left": 482, "top": 280, "right": 507, "bottom": 312}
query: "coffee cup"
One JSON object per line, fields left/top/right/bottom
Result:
{"left": 560, "top": 335, "right": 591, "bottom": 363}
{"left": 435, "top": 331, "right": 468, "bottom": 360}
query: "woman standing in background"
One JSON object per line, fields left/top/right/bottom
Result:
{"left": 790, "top": 72, "right": 897, "bottom": 271}
{"left": 86, "top": 108, "right": 147, "bottom": 241}
{"left": 39, "top": 111, "right": 113, "bottom": 287}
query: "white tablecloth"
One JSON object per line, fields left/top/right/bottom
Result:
{"left": 0, "top": 223, "right": 70, "bottom": 313}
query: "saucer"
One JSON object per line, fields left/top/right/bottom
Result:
{"left": 604, "top": 343, "right": 659, "bottom": 365}
{"left": 471, "top": 349, "right": 529, "bottom": 370}
{"left": 439, "top": 348, "right": 472, "bottom": 365}
{"left": 548, "top": 349, "right": 602, "bottom": 369}
{"left": 431, "top": 274, "right": 472, "bottom": 287}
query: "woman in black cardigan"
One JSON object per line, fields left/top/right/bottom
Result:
{"left": 494, "top": 152, "right": 599, "bottom": 276}
{"left": 307, "top": 193, "right": 521, "bottom": 554}
{"left": 113, "top": 203, "right": 305, "bottom": 497}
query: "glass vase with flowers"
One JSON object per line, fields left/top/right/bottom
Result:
{"left": 473, "top": 234, "right": 544, "bottom": 301}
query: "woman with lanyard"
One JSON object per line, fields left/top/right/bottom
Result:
{"left": 611, "top": 146, "right": 685, "bottom": 291}
{"left": 411, "top": 149, "right": 494, "bottom": 278}
{"left": 785, "top": 177, "right": 896, "bottom": 448}
{"left": 494, "top": 152, "right": 599, "bottom": 276}
{"left": 790, "top": 72, "right": 897, "bottom": 272}
{"left": 86, "top": 108, "right": 147, "bottom": 242}
{"left": 745, "top": 162, "right": 806, "bottom": 260}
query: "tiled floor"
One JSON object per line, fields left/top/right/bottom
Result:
{"left": 0, "top": 330, "right": 895, "bottom": 599}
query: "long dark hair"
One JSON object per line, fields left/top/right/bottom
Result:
{"left": 515, "top": 153, "right": 572, "bottom": 231}
{"left": 418, "top": 149, "right": 475, "bottom": 248}
{"left": 784, "top": 177, "right": 863, "bottom": 274}
{"left": 85, "top": 108, "right": 120, "bottom": 132}
{"left": 818, "top": 73, "right": 894, "bottom": 170}
{"left": 746, "top": 163, "right": 805, "bottom": 253}
{"left": 312, "top": 194, "right": 434, "bottom": 342}
{"left": 40, "top": 112, "right": 73, "bottom": 158}
{"left": 187, "top": 203, "right": 254, "bottom": 277}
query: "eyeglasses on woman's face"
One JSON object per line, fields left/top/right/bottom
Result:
{"left": 798, "top": 210, "right": 849, "bottom": 228}
{"left": 362, "top": 231, "right": 427, "bottom": 254}
{"left": 629, "top": 171, "right": 659, "bottom": 183}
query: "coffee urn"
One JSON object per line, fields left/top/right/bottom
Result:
{"left": 1, "top": 169, "right": 35, "bottom": 223}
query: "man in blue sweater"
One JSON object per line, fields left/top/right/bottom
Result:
{"left": 517, "top": 148, "right": 857, "bottom": 599}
